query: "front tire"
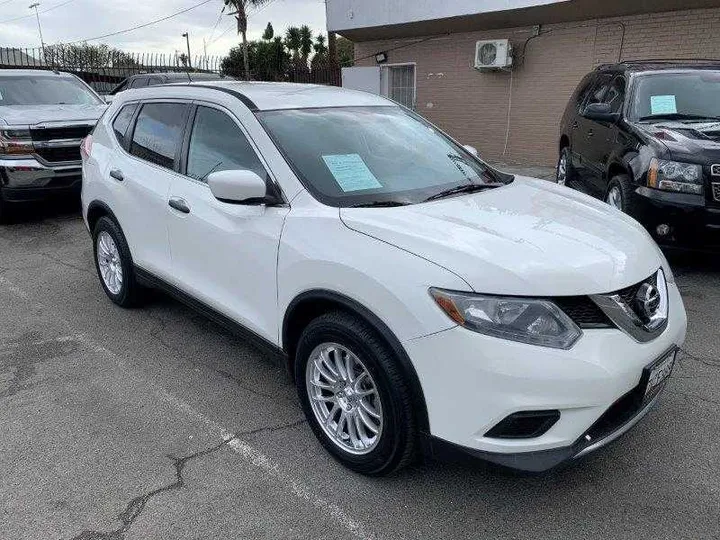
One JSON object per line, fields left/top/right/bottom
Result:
{"left": 92, "top": 216, "right": 142, "bottom": 307}
{"left": 556, "top": 147, "right": 574, "bottom": 186}
{"left": 295, "top": 311, "right": 416, "bottom": 476}
{"left": 605, "top": 174, "right": 637, "bottom": 216}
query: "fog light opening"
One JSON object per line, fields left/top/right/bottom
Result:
{"left": 656, "top": 224, "right": 671, "bottom": 237}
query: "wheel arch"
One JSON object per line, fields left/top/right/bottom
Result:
{"left": 86, "top": 200, "right": 120, "bottom": 233}
{"left": 282, "top": 289, "right": 430, "bottom": 435}
{"left": 559, "top": 134, "right": 570, "bottom": 152}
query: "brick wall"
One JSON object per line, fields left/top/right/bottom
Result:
{"left": 353, "top": 7, "right": 720, "bottom": 166}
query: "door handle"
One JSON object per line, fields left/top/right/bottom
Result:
{"left": 168, "top": 197, "right": 190, "bottom": 214}
{"left": 109, "top": 169, "right": 124, "bottom": 181}
{"left": 587, "top": 129, "right": 594, "bottom": 137}
{"left": 572, "top": 121, "right": 579, "bottom": 129}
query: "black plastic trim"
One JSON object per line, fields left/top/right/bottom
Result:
{"left": 134, "top": 266, "right": 287, "bottom": 365}
{"left": 174, "top": 83, "right": 259, "bottom": 111}
{"left": 283, "top": 289, "right": 430, "bottom": 436}
{"left": 484, "top": 410, "right": 561, "bottom": 440}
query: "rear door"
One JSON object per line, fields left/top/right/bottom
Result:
{"left": 111, "top": 100, "right": 190, "bottom": 278}
{"left": 166, "top": 103, "right": 288, "bottom": 342}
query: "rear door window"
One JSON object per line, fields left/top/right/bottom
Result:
{"left": 111, "top": 103, "right": 138, "bottom": 149}
{"left": 129, "top": 102, "right": 189, "bottom": 170}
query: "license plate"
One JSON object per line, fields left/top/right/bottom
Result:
{"left": 643, "top": 349, "right": 676, "bottom": 401}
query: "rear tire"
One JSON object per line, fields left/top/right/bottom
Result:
{"left": 92, "top": 216, "right": 143, "bottom": 307}
{"left": 295, "top": 311, "right": 416, "bottom": 476}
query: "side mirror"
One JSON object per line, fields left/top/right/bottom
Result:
{"left": 103, "top": 95, "right": 114, "bottom": 104}
{"left": 583, "top": 102, "right": 620, "bottom": 123}
{"left": 463, "top": 144, "right": 479, "bottom": 157}
{"left": 208, "top": 169, "right": 268, "bottom": 204}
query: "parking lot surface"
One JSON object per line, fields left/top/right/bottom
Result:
{"left": 1, "top": 209, "right": 719, "bottom": 540}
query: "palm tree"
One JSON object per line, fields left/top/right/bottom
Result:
{"left": 313, "top": 34, "right": 327, "bottom": 56}
{"left": 299, "top": 24, "right": 313, "bottom": 65}
{"left": 222, "top": 0, "right": 271, "bottom": 80}
{"left": 284, "top": 26, "right": 301, "bottom": 60}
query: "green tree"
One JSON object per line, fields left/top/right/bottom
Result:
{"left": 337, "top": 36, "right": 354, "bottom": 66}
{"left": 222, "top": 0, "right": 271, "bottom": 80}
{"left": 45, "top": 42, "right": 138, "bottom": 69}
{"left": 221, "top": 36, "right": 289, "bottom": 81}
{"left": 284, "top": 26, "right": 301, "bottom": 60}
{"left": 262, "top": 22, "right": 274, "bottom": 41}
{"left": 311, "top": 33, "right": 328, "bottom": 68}
{"left": 299, "top": 24, "right": 313, "bottom": 65}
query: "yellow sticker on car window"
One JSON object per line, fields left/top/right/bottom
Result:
{"left": 322, "top": 154, "right": 382, "bottom": 192}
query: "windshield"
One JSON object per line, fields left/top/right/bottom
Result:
{"left": 0, "top": 75, "right": 102, "bottom": 106}
{"left": 631, "top": 71, "right": 720, "bottom": 122}
{"left": 257, "top": 106, "right": 507, "bottom": 207}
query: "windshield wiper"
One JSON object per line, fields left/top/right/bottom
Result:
{"left": 638, "top": 113, "right": 720, "bottom": 122}
{"left": 423, "top": 183, "right": 501, "bottom": 202}
{"left": 350, "top": 200, "right": 411, "bottom": 208}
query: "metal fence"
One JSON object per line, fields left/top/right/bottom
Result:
{"left": 0, "top": 47, "right": 341, "bottom": 93}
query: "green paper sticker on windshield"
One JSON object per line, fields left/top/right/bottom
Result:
{"left": 322, "top": 154, "right": 382, "bottom": 192}
{"left": 650, "top": 95, "right": 677, "bottom": 115}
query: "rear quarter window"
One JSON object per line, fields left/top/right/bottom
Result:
{"left": 111, "top": 103, "right": 138, "bottom": 149}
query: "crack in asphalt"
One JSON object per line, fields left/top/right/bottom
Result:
{"left": 67, "top": 419, "right": 307, "bottom": 540}
{"left": 39, "top": 251, "right": 94, "bottom": 276}
{"left": 678, "top": 347, "right": 720, "bottom": 368}
{"left": 214, "top": 367, "right": 294, "bottom": 401}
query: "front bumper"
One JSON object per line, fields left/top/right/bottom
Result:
{"left": 404, "top": 282, "right": 687, "bottom": 472}
{"left": 0, "top": 157, "right": 82, "bottom": 202}
{"left": 634, "top": 186, "right": 720, "bottom": 248}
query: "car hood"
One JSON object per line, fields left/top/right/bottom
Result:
{"left": 0, "top": 104, "right": 106, "bottom": 127}
{"left": 637, "top": 121, "right": 720, "bottom": 161}
{"left": 340, "top": 177, "right": 664, "bottom": 296}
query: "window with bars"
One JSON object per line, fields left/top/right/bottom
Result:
{"left": 381, "top": 64, "right": 416, "bottom": 110}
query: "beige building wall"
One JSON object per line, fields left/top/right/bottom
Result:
{"left": 353, "top": 7, "right": 720, "bottom": 167}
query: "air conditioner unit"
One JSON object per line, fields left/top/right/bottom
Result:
{"left": 474, "top": 39, "right": 513, "bottom": 70}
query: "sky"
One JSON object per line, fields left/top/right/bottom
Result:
{"left": 0, "top": 0, "right": 328, "bottom": 58}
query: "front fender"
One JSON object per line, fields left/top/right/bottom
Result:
{"left": 277, "top": 203, "right": 469, "bottom": 346}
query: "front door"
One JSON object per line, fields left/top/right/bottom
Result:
{"left": 574, "top": 74, "right": 612, "bottom": 197}
{"left": 585, "top": 75, "right": 626, "bottom": 197}
{"left": 166, "top": 104, "right": 288, "bottom": 343}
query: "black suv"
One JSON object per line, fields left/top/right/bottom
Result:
{"left": 558, "top": 61, "right": 720, "bottom": 248}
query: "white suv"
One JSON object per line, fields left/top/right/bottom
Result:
{"left": 81, "top": 82, "right": 687, "bottom": 476}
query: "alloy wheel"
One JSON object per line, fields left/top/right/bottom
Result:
{"left": 557, "top": 153, "right": 568, "bottom": 186}
{"left": 306, "top": 342, "right": 384, "bottom": 455}
{"left": 97, "top": 231, "right": 123, "bottom": 295}
{"left": 606, "top": 186, "right": 623, "bottom": 210}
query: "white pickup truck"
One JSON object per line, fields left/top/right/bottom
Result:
{"left": 0, "top": 69, "right": 107, "bottom": 221}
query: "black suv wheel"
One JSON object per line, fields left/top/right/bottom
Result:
{"left": 556, "top": 147, "right": 574, "bottom": 186}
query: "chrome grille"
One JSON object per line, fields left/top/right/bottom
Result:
{"left": 713, "top": 183, "right": 720, "bottom": 202}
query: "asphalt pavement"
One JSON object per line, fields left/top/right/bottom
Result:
{"left": 0, "top": 206, "right": 718, "bottom": 540}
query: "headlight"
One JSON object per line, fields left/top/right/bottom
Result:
{"left": 648, "top": 159, "right": 703, "bottom": 195}
{"left": 0, "top": 128, "right": 33, "bottom": 157}
{"left": 429, "top": 288, "right": 582, "bottom": 349}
